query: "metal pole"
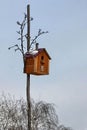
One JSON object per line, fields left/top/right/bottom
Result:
{"left": 26, "top": 4, "right": 31, "bottom": 130}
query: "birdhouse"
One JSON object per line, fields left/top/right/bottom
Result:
{"left": 24, "top": 48, "right": 51, "bottom": 75}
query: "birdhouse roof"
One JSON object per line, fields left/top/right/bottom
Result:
{"left": 24, "top": 48, "right": 51, "bottom": 59}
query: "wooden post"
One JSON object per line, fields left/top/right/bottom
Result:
{"left": 26, "top": 4, "right": 31, "bottom": 130}
{"left": 27, "top": 4, "right": 30, "bottom": 52}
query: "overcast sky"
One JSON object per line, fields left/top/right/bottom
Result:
{"left": 0, "top": 0, "right": 87, "bottom": 130}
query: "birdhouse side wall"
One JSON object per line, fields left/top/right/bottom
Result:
{"left": 24, "top": 57, "right": 34, "bottom": 74}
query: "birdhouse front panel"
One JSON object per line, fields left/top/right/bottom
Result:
{"left": 36, "top": 51, "right": 49, "bottom": 75}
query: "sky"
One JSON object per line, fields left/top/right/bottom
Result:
{"left": 0, "top": 0, "right": 87, "bottom": 130}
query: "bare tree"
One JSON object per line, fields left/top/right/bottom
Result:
{"left": 0, "top": 94, "right": 72, "bottom": 130}
{"left": 31, "top": 101, "right": 58, "bottom": 130}
{"left": 0, "top": 94, "right": 27, "bottom": 130}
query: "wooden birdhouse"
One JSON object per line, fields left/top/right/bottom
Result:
{"left": 24, "top": 47, "right": 51, "bottom": 75}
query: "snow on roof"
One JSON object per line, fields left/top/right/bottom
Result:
{"left": 24, "top": 48, "right": 51, "bottom": 59}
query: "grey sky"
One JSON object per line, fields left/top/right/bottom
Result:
{"left": 0, "top": 0, "right": 87, "bottom": 130}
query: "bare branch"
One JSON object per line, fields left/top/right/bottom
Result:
{"left": 8, "top": 44, "right": 18, "bottom": 50}
{"left": 30, "top": 29, "right": 48, "bottom": 49}
{"left": 17, "top": 21, "right": 21, "bottom": 26}
{"left": 16, "top": 31, "right": 21, "bottom": 35}
{"left": 9, "top": 13, "right": 27, "bottom": 59}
